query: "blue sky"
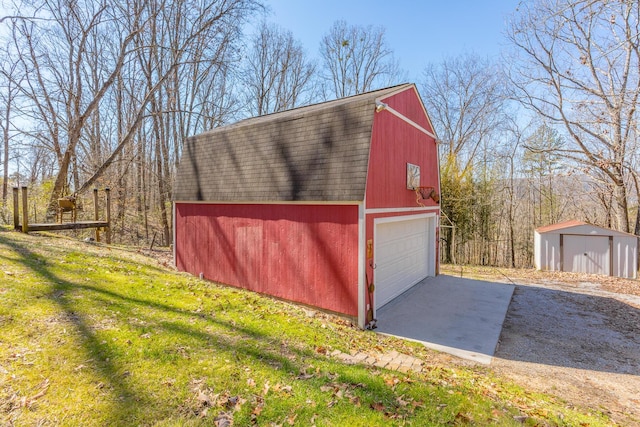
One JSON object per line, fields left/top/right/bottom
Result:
{"left": 0, "top": 0, "right": 519, "bottom": 82}
{"left": 263, "top": 0, "right": 520, "bottom": 81}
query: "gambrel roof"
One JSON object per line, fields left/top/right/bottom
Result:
{"left": 173, "top": 84, "right": 415, "bottom": 202}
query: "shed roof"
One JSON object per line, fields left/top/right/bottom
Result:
{"left": 173, "top": 84, "right": 415, "bottom": 202}
{"left": 536, "top": 220, "right": 638, "bottom": 238}
{"left": 535, "top": 220, "right": 588, "bottom": 233}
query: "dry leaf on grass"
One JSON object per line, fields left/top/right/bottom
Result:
{"left": 21, "top": 379, "right": 50, "bottom": 408}
{"left": 295, "top": 372, "right": 314, "bottom": 380}
{"left": 220, "top": 393, "right": 246, "bottom": 412}
{"left": 252, "top": 400, "right": 264, "bottom": 416}
{"left": 349, "top": 395, "right": 361, "bottom": 407}
{"left": 396, "top": 395, "right": 409, "bottom": 407}
{"left": 197, "top": 391, "right": 215, "bottom": 407}
{"left": 286, "top": 413, "right": 297, "bottom": 425}
{"left": 325, "top": 372, "right": 339, "bottom": 380}
{"left": 383, "top": 375, "right": 400, "bottom": 388}
{"left": 214, "top": 411, "right": 233, "bottom": 427}
{"left": 271, "top": 383, "right": 292, "bottom": 394}
{"left": 370, "top": 401, "right": 385, "bottom": 412}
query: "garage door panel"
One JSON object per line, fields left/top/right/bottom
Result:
{"left": 378, "top": 239, "right": 426, "bottom": 265}
{"left": 375, "top": 217, "right": 431, "bottom": 309}
{"left": 376, "top": 254, "right": 427, "bottom": 284}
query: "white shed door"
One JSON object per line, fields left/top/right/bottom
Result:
{"left": 375, "top": 217, "right": 430, "bottom": 309}
{"left": 563, "top": 235, "right": 610, "bottom": 275}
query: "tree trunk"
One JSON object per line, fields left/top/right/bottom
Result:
{"left": 2, "top": 116, "right": 8, "bottom": 206}
{"left": 633, "top": 172, "right": 640, "bottom": 237}
{"left": 442, "top": 227, "right": 452, "bottom": 264}
{"left": 156, "top": 140, "right": 170, "bottom": 246}
{"left": 47, "top": 151, "right": 72, "bottom": 213}
{"left": 509, "top": 218, "right": 516, "bottom": 268}
{"left": 614, "top": 181, "right": 630, "bottom": 233}
{"left": 72, "top": 153, "right": 80, "bottom": 192}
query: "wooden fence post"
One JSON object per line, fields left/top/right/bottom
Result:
{"left": 13, "top": 187, "right": 19, "bottom": 230}
{"left": 105, "top": 188, "right": 111, "bottom": 244}
{"left": 21, "top": 186, "right": 28, "bottom": 233}
{"left": 93, "top": 188, "right": 100, "bottom": 242}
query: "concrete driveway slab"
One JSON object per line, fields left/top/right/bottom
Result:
{"left": 375, "top": 274, "right": 515, "bottom": 364}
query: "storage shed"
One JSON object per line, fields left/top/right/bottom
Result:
{"left": 534, "top": 220, "right": 638, "bottom": 279}
{"left": 173, "top": 84, "right": 441, "bottom": 328}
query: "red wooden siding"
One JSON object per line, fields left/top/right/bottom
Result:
{"left": 175, "top": 203, "right": 359, "bottom": 316}
{"left": 384, "top": 87, "right": 433, "bottom": 131}
{"left": 363, "top": 87, "right": 441, "bottom": 316}
{"left": 365, "top": 90, "right": 439, "bottom": 209}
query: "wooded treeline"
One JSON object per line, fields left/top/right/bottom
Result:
{"left": 1, "top": 0, "right": 638, "bottom": 268}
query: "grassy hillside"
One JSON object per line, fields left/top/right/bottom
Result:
{"left": 0, "top": 229, "right": 611, "bottom": 426}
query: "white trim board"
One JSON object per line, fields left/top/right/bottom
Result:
{"left": 373, "top": 212, "right": 437, "bottom": 225}
{"left": 358, "top": 203, "right": 366, "bottom": 329}
{"left": 383, "top": 105, "right": 437, "bottom": 139}
{"left": 173, "top": 200, "right": 361, "bottom": 206}
{"left": 366, "top": 206, "right": 440, "bottom": 215}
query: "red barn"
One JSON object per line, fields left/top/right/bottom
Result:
{"left": 173, "top": 84, "right": 440, "bottom": 328}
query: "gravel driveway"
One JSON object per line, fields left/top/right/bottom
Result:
{"left": 491, "top": 279, "right": 640, "bottom": 426}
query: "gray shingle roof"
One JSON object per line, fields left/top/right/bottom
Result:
{"left": 174, "top": 84, "right": 412, "bottom": 202}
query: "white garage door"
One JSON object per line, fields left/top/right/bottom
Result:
{"left": 375, "top": 216, "right": 431, "bottom": 309}
{"left": 563, "top": 235, "right": 610, "bottom": 275}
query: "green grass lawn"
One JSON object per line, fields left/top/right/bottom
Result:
{"left": 0, "top": 229, "right": 612, "bottom": 426}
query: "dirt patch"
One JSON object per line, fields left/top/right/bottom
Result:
{"left": 136, "top": 247, "right": 175, "bottom": 269}
{"left": 471, "top": 269, "right": 640, "bottom": 426}
{"left": 441, "top": 265, "right": 640, "bottom": 298}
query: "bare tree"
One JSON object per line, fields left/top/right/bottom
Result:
{"left": 420, "top": 53, "right": 507, "bottom": 263}
{"left": 243, "top": 22, "right": 316, "bottom": 116}
{"left": 76, "top": 0, "right": 256, "bottom": 192}
{"left": 4, "top": 0, "right": 257, "bottom": 199}
{"left": 0, "top": 45, "right": 20, "bottom": 211}
{"left": 507, "top": 0, "right": 640, "bottom": 233}
{"left": 522, "top": 124, "right": 565, "bottom": 226}
{"left": 6, "top": 0, "right": 150, "bottom": 212}
{"left": 2, "top": 0, "right": 258, "bottom": 241}
{"left": 422, "top": 54, "right": 506, "bottom": 171}
{"left": 320, "top": 20, "right": 402, "bottom": 99}
{"left": 499, "top": 122, "right": 526, "bottom": 268}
